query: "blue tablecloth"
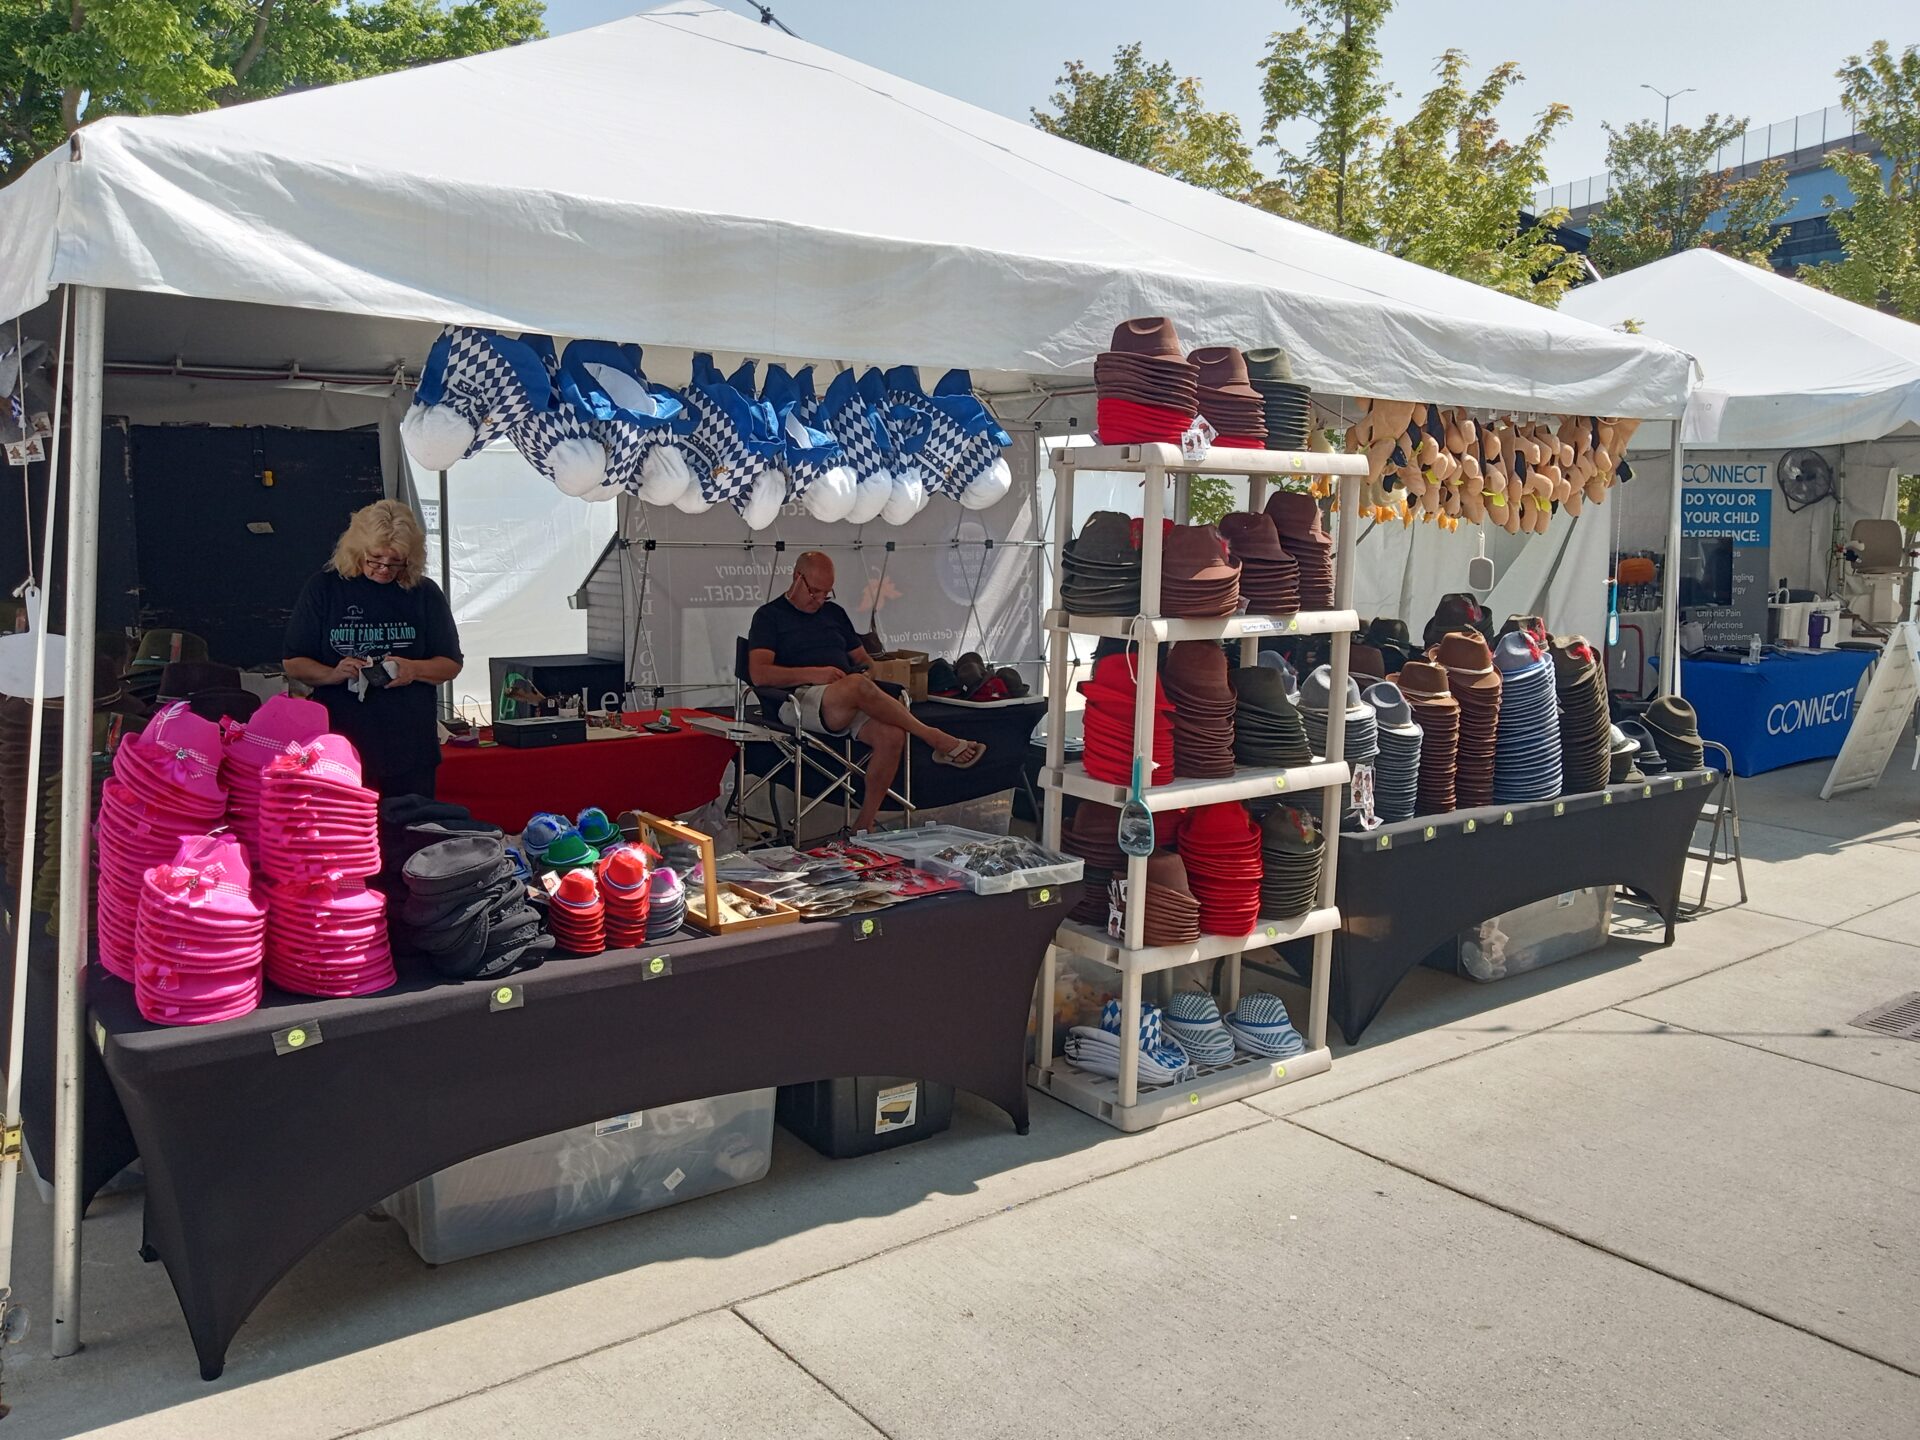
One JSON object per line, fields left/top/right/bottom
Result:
{"left": 1682, "top": 650, "right": 1877, "bottom": 775}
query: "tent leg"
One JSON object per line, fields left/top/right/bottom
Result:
{"left": 437, "top": 468, "right": 452, "bottom": 721}
{"left": 1659, "top": 436, "right": 1687, "bottom": 698}
{"left": 52, "top": 285, "right": 106, "bottom": 1359}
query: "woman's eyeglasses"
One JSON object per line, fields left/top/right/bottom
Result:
{"left": 364, "top": 556, "right": 405, "bottom": 574}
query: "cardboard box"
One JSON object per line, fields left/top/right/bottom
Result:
{"left": 867, "top": 649, "right": 930, "bottom": 701}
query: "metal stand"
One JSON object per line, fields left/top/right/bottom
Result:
{"left": 1031, "top": 442, "right": 1366, "bottom": 1130}
{"left": 1684, "top": 741, "right": 1747, "bottom": 914}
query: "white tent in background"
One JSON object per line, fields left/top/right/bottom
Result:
{"left": 1561, "top": 248, "right": 1920, "bottom": 448}
{"left": 0, "top": 0, "right": 1697, "bottom": 1363}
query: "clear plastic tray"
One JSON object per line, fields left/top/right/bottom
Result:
{"left": 876, "top": 823, "right": 1083, "bottom": 895}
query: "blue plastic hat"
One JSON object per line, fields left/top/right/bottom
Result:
{"left": 521, "top": 811, "right": 572, "bottom": 857}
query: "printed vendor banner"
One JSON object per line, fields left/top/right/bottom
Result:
{"left": 1679, "top": 483, "right": 1773, "bottom": 647}
{"left": 612, "top": 442, "right": 1042, "bottom": 707}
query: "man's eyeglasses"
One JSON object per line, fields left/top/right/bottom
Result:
{"left": 798, "top": 576, "right": 834, "bottom": 600}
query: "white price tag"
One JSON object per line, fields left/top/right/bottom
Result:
{"left": 1240, "top": 617, "right": 1276, "bottom": 635}
{"left": 1180, "top": 415, "right": 1218, "bottom": 462}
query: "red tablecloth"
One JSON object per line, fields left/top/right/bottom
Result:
{"left": 436, "top": 709, "right": 734, "bottom": 833}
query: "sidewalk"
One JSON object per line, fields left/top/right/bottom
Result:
{"left": 7, "top": 758, "right": 1918, "bottom": 1438}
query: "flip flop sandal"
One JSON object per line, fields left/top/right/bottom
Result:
{"left": 933, "top": 740, "right": 986, "bottom": 769}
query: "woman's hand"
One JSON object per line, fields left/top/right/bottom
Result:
{"left": 329, "top": 656, "right": 372, "bottom": 686}
{"left": 384, "top": 656, "right": 421, "bottom": 687}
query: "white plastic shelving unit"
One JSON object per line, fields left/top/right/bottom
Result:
{"left": 1033, "top": 441, "right": 1366, "bottom": 1131}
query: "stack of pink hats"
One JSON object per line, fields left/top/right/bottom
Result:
{"left": 133, "top": 834, "right": 264, "bottom": 1025}
{"left": 257, "top": 733, "right": 396, "bottom": 996}
{"left": 95, "top": 703, "right": 229, "bottom": 980}
{"left": 220, "top": 693, "right": 329, "bottom": 860}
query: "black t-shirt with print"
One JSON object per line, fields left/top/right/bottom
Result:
{"left": 284, "top": 571, "right": 462, "bottom": 777}
{"left": 746, "top": 595, "right": 863, "bottom": 676}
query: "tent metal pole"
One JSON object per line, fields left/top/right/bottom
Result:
{"left": 438, "top": 468, "right": 452, "bottom": 720}
{"left": 1659, "top": 433, "right": 1686, "bottom": 697}
{"left": 51, "top": 285, "right": 106, "bottom": 1359}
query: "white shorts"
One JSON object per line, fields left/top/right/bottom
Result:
{"left": 781, "top": 684, "right": 870, "bottom": 740}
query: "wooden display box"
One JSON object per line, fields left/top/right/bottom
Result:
{"left": 622, "top": 811, "right": 800, "bottom": 935}
{"left": 866, "top": 649, "right": 930, "bottom": 702}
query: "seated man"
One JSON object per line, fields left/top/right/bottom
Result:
{"left": 748, "top": 551, "right": 983, "bottom": 833}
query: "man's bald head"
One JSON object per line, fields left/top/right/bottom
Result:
{"left": 787, "top": 551, "right": 836, "bottom": 613}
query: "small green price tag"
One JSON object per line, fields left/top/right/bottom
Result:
{"left": 272, "top": 1021, "right": 323, "bottom": 1056}
{"left": 92, "top": 1020, "right": 106, "bottom": 1053}
{"left": 1464, "top": 818, "right": 1477, "bottom": 834}
{"left": 1286, "top": 616, "right": 1300, "bottom": 632}
{"left": 1423, "top": 825, "right": 1436, "bottom": 841}
{"left": 1376, "top": 834, "right": 1392, "bottom": 850}
{"left": 1502, "top": 812, "right": 1514, "bottom": 827}
{"left": 1643, "top": 784, "right": 1654, "bottom": 798}
{"left": 855, "top": 918, "right": 882, "bottom": 941}
{"left": 1188, "top": 1092, "right": 1201, "bottom": 1105}
{"left": 1673, "top": 776, "right": 1685, "bottom": 790}
{"left": 1272, "top": 1063, "right": 1288, "bottom": 1080}
{"left": 489, "top": 984, "right": 524, "bottom": 1012}
{"left": 644, "top": 954, "right": 673, "bottom": 979}
{"left": 1264, "top": 925, "right": 1279, "bottom": 939}
{"left": 1027, "top": 886, "right": 1061, "bottom": 909}
{"left": 1273, "top": 775, "right": 1288, "bottom": 790}
{"left": 1603, "top": 792, "right": 1614, "bottom": 805}
{"left": 1553, "top": 801, "right": 1565, "bottom": 816}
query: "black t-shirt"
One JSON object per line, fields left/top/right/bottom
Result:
{"left": 746, "top": 596, "right": 862, "bottom": 677}
{"left": 283, "top": 571, "right": 462, "bottom": 777}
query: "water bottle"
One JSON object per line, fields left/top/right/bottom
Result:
{"left": 1747, "top": 634, "right": 1762, "bottom": 664}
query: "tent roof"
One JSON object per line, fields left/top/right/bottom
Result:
{"left": 1561, "top": 248, "right": 1920, "bottom": 447}
{"left": 0, "top": 2, "right": 1690, "bottom": 417}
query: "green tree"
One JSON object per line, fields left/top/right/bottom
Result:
{"left": 1586, "top": 115, "right": 1790, "bottom": 274}
{"left": 1800, "top": 41, "right": 1920, "bottom": 319}
{"left": 1255, "top": 0, "right": 1393, "bottom": 235}
{"left": 1031, "top": 41, "right": 1262, "bottom": 196}
{"left": 1, "top": 0, "right": 545, "bottom": 183}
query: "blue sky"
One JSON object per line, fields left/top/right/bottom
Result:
{"left": 541, "top": 0, "right": 1912, "bottom": 183}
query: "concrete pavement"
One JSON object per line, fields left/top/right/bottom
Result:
{"left": 6, "top": 757, "right": 1918, "bottom": 1437}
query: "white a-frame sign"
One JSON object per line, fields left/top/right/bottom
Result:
{"left": 1822, "top": 622, "right": 1920, "bottom": 799}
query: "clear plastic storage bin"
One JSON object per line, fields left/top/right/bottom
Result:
{"left": 382, "top": 1088, "right": 776, "bottom": 1263}
{"left": 1423, "top": 887, "right": 1614, "bottom": 982}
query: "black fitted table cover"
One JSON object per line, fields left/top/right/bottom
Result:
{"left": 1275, "top": 772, "right": 1711, "bottom": 1043}
{"left": 90, "top": 884, "right": 1076, "bottom": 1379}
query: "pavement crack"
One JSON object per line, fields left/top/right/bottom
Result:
{"left": 1285, "top": 1118, "right": 1920, "bottom": 1382}
{"left": 1610, "top": 1005, "right": 1920, "bottom": 1096}
{"left": 732, "top": 1307, "right": 895, "bottom": 1438}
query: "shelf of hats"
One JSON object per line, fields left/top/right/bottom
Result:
{"left": 1028, "top": 317, "right": 1687, "bottom": 1133}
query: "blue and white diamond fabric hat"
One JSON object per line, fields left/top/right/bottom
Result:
{"left": 506, "top": 335, "right": 610, "bottom": 501}
{"left": 763, "top": 364, "right": 859, "bottom": 522}
{"left": 809, "top": 369, "right": 895, "bottom": 525}
{"left": 933, "top": 370, "right": 1015, "bottom": 511}
{"left": 683, "top": 356, "right": 787, "bottom": 528}
{"left": 860, "top": 369, "right": 927, "bottom": 525}
{"left": 402, "top": 326, "right": 551, "bottom": 472}
{"left": 558, "top": 341, "right": 693, "bottom": 503}
{"left": 887, "top": 365, "right": 987, "bottom": 506}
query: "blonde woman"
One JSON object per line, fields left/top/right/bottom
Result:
{"left": 283, "top": 499, "right": 463, "bottom": 798}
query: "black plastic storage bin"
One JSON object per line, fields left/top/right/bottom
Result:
{"left": 776, "top": 1076, "right": 955, "bottom": 1159}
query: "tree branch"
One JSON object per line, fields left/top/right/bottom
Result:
{"left": 62, "top": 0, "right": 85, "bottom": 133}
{"left": 229, "top": 0, "right": 275, "bottom": 88}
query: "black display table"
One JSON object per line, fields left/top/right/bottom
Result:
{"left": 1276, "top": 773, "right": 1711, "bottom": 1043}
{"left": 89, "top": 885, "right": 1074, "bottom": 1379}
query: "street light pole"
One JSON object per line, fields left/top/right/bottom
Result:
{"left": 1641, "top": 83, "right": 1697, "bottom": 133}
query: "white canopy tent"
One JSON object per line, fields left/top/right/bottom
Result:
{"left": 0, "top": 1, "right": 1697, "bottom": 1358}
{"left": 1563, "top": 249, "right": 1920, "bottom": 679}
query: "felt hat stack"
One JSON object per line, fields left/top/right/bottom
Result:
{"left": 1644, "top": 695, "right": 1706, "bottom": 773}
{"left": 1297, "top": 666, "right": 1379, "bottom": 830}
{"left": 1492, "top": 632, "right": 1563, "bottom": 804}
{"left": 1175, "top": 802, "right": 1264, "bottom": 937}
{"left": 1348, "top": 644, "right": 1388, "bottom": 681}
{"left": 1364, "top": 681, "right": 1424, "bottom": 823}
{"left": 1231, "top": 665, "right": 1313, "bottom": 769}
{"left": 1265, "top": 491, "right": 1335, "bottom": 612}
{"left": 219, "top": 693, "right": 329, "bottom": 862}
{"left": 597, "top": 845, "right": 652, "bottom": 947}
{"left": 1188, "top": 347, "right": 1268, "bottom": 447}
{"left": 1435, "top": 631, "right": 1502, "bottom": 809}
{"left": 647, "top": 865, "right": 688, "bottom": 941}
{"left": 1076, "top": 652, "right": 1175, "bottom": 787}
{"left": 1550, "top": 637, "right": 1612, "bottom": 795}
{"left": 1216, "top": 511, "right": 1301, "bottom": 615}
{"left": 1609, "top": 723, "right": 1643, "bottom": 784}
{"left": 546, "top": 867, "right": 608, "bottom": 955}
{"left": 1245, "top": 349, "right": 1314, "bottom": 452}
{"left": 132, "top": 834, "right": 264, "bottom": 1026}
{"left": 1060, "top": 511, "right": 1144, "bottom": 618}
{"left": 373, "top": 795, "right": 499, "bottom": 899}
{"left": 1131, "top": 850, "right": 1202, "bottom": 947}
{"left": 95, "top": 703, "right": 230, "bottom": 980}
{"left": 257, "top": 734, "right": 380, "bottom": 884}
{"left": 124, "top": 630, "right": 209, "bottom": 706}
{"left": 261, "top": 871, "right": 396, "bottom": 998}
{"left": 1162, "top": 641, "right": 1238, "bottom": 780}
{"left": 1258, "top": 805, "right": 1324, "bottom": 919}
{"left": 1618, "top": 719, "right": 1666, "bottom": 776}
{"left": 1158, "top": 524, "right": 1241, "bottom": 618}
{"left": 1363, "top": 618, "right": 1415, "bottom": 675}
{"left": 395, "top": 832, "right": 549, "bottom": 980}
{"left": 1093, "top": 318, "right": 1200, "bottom": 445}
{"left": 1397, "top": 660, "right": 1460, "bottom": 815}
{"left": 1060, "top": 801, "right": 1124, "bottom": 925}
{"left": 157, "top": 661, "right": 259, "bottom": 725}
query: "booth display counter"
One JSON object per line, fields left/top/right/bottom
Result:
{"left": 88, "top": 883, "right": 1075, "bottom": 1379}
{"left": 1682, "top": 650, "right": 1876, "bottom": 776}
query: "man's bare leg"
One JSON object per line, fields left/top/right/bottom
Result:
{"left": 819, "top": 674, "right": 974, "bottom": 756}
{"left": 854, "top": 721, "right": 905, "bottom": 831}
